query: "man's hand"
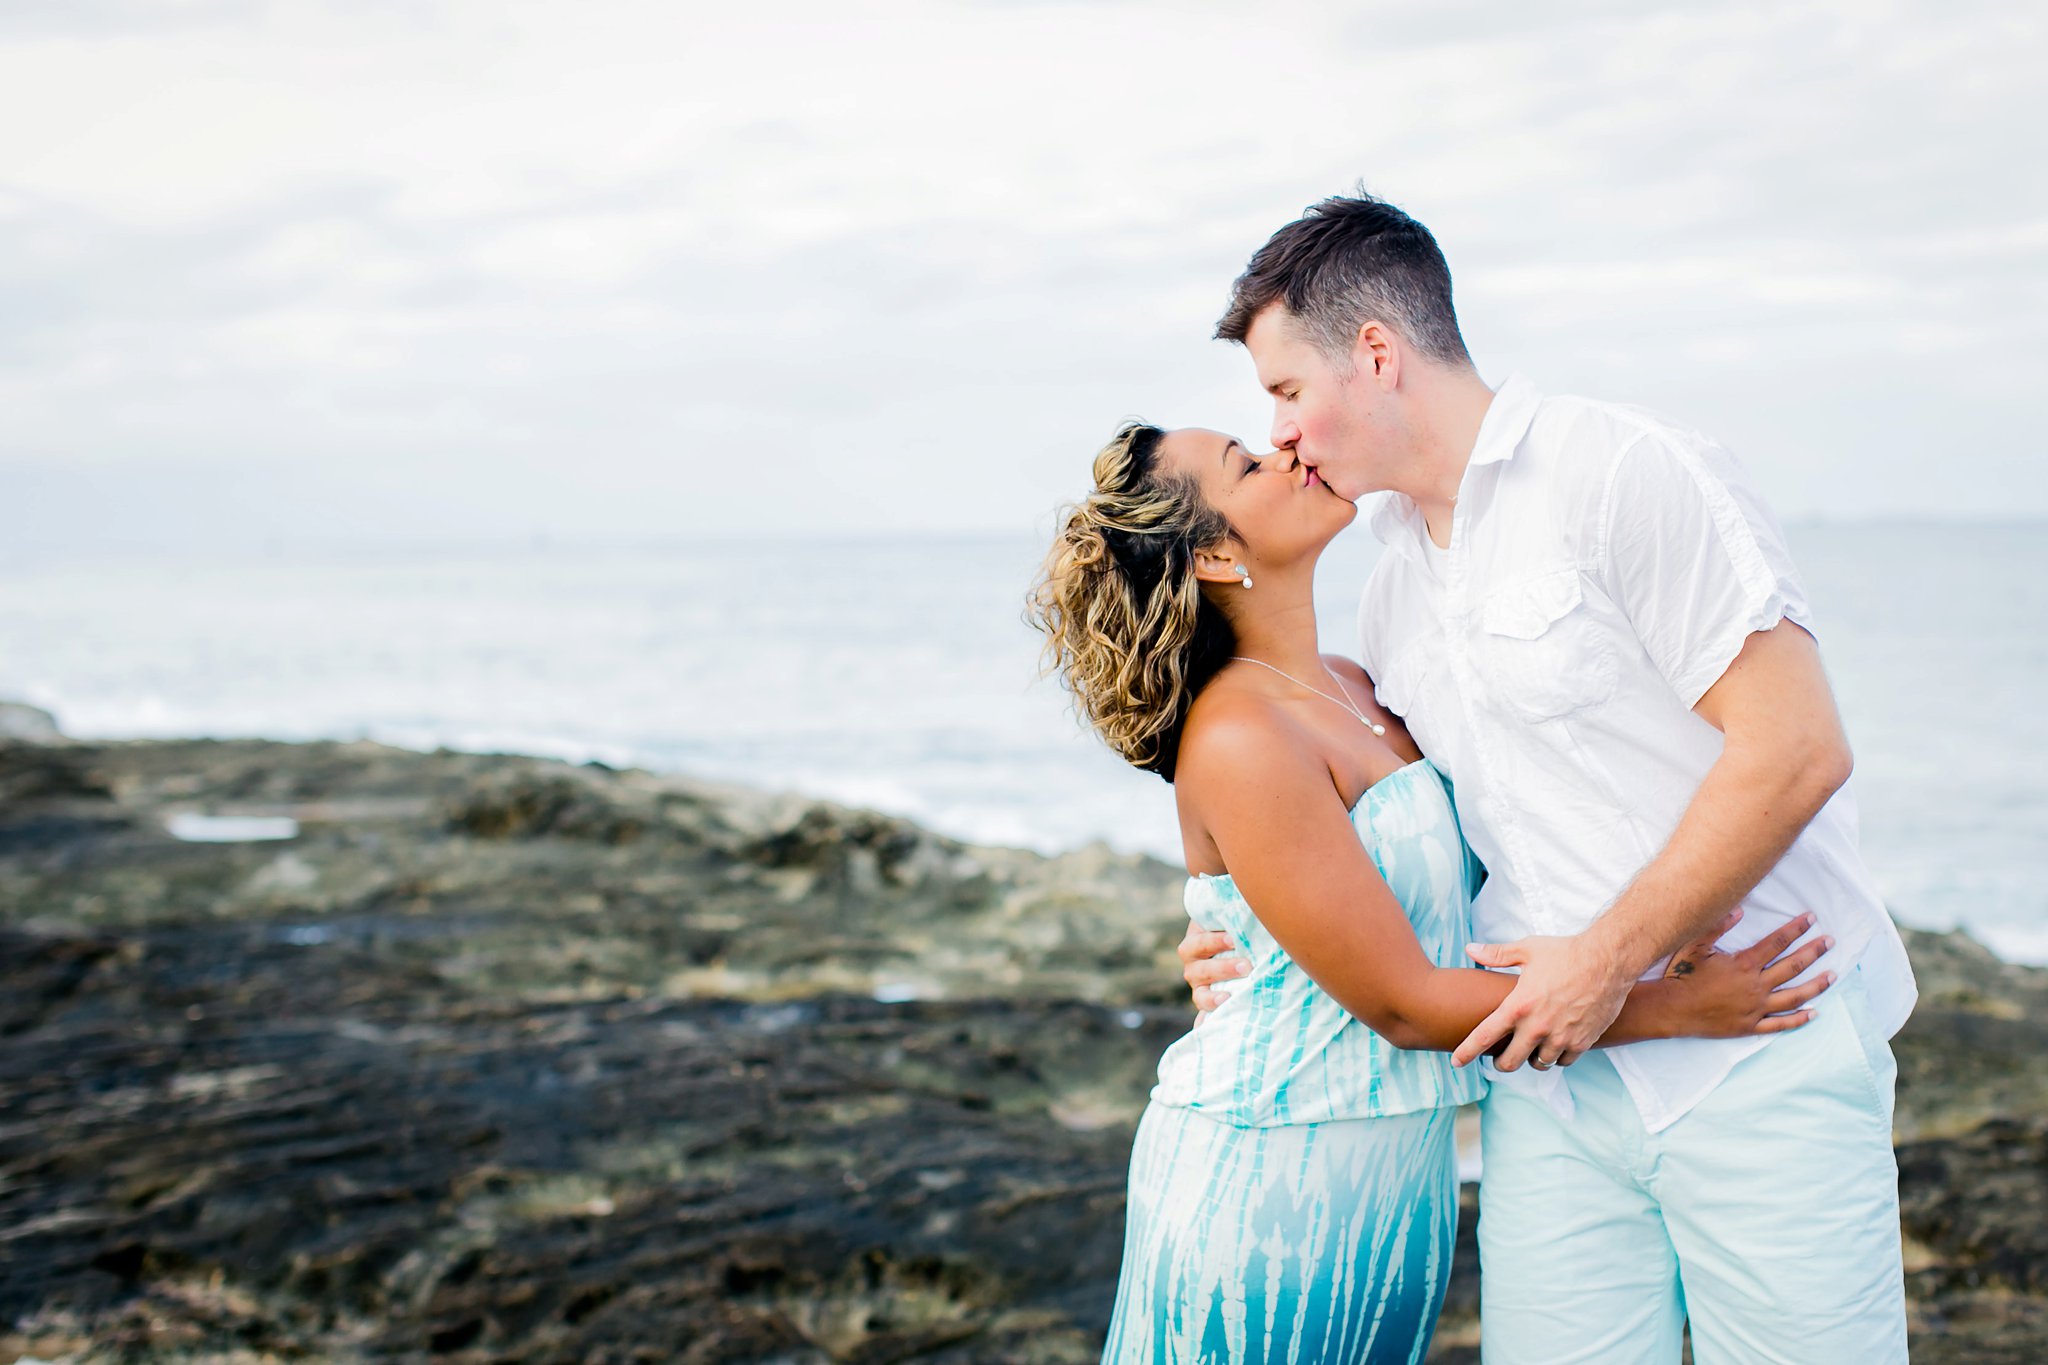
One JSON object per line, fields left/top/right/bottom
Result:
{"left": 1452, "top": 934, "right": 1634, "bottom": 1070}
{"left": 1178, "top": 919, "right": 1250, "bottom": 1025}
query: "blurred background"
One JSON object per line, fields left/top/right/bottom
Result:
{"left": 3, "top": 0, "right": 2044, "bottom": 956}
{"left": 7, "top": 5, "right": 2048, "bottom": 1361}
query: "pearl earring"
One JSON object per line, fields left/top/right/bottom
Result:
{"left": 1235, "top": 565, "right": 1253, "bottom": 589}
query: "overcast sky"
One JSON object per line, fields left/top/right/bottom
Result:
{"left": 3, "top": 0, "right": 2044, "bottom": 556}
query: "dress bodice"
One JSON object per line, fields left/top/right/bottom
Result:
{"left": 1152, "top": 758, "right": 1489, "bottom": 1124}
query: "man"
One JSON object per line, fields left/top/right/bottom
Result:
{"left": 1179, "top": 192, "right": 1916, "bottom": 1362}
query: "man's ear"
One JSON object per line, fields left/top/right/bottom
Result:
{"left": 1353, "top": 320, "right": 1401, "bottom": 390}
{"left": 1191, "top": 544, "right": 1246, "bottom": 586}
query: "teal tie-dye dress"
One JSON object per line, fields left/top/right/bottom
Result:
{"left": 1102, "top": 759, "right": 1488, "bottom": 1364}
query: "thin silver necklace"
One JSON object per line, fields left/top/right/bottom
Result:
{"left": 1229, "top": 656, "right": 1387, "bottom": 736}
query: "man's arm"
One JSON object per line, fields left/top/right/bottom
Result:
{"left": 1178, "top": 700, "right": 1836, "bottom": 1052}
{"left": 1452, "top": 619, "right": 1851, "bottom": 1068}
{"left": 1452, "top": 426, "right": 1849, "bottom": 1072}
{"left": 1589, "top": 622, "right": 1849, "bottom": 980}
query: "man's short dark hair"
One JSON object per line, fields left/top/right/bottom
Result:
{"left": 1216, "top": 191, "right": 1472, "bottom": 370}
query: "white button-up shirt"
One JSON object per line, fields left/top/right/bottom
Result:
{"left": 1358, "top": 373, "right": 1916, "bottom": 1132}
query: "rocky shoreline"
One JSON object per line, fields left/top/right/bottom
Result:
{"left": 1, "top": 727, "right": 2043, "bottom": 1361}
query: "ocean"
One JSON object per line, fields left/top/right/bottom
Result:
{"left": 2, "top": 521, "right": 2042, "bottom": 962}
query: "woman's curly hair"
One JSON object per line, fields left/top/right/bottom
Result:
{"left": 1028, "top": 421, "right": 1237, "bottom": 782}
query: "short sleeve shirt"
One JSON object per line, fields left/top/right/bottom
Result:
{"left": 1357, "top": 373, "right": 1916, "bottom": 1132}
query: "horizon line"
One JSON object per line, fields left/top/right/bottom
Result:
{"left": 2, "top": 514, "right": 2044, "bottom": 570}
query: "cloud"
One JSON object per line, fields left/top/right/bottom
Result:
{"left": 0, "top": 0, "right": 2043, "bottom": 555}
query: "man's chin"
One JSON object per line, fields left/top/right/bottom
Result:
{"left": 1312, "top": 469, "right": 1365, "bottom": 503}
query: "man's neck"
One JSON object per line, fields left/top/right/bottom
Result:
{"left": 1402, "top": 367, "right": 1498, "bottom": 548}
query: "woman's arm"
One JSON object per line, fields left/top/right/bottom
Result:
{"left": 1564, "top": 910, "right": 1830, "bottom": 1050}
{"left": 1178, "top": 711, "right": 1829, "bottom": 1054}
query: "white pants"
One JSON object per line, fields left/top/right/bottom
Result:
{"left": 1474, "top": 968, "right": 1908, "bottom": 1363}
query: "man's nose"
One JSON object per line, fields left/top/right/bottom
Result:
{"left": 1271, "top": 416, "right": 1300, "bottom": 450}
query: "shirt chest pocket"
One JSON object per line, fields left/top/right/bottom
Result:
{"left": 1472, "top": 569, "right": 1618, "bottom": 721}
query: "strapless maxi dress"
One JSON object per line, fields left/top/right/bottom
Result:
{"left": 1101, "top": 759, "right": 1488, "bottom": 1365}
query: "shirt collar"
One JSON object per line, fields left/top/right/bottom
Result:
{"left": 1468, "top": 371, "right": 1542, "bottom": 470}
{"left": 1368, "top": 372, "right": 1542, "bottom": 548}
{"left": 1368, "top": 490, "right": 1421, "bottom": 545}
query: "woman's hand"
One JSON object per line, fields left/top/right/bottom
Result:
{"left": 1661, "top": 909, "right": 1834, "bottom": 1038}
{"left": 1178, "top": 919, "right": 1250, "bottom": 1023}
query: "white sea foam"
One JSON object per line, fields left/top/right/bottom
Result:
{"left": 167, "top": 814, "right": 300, "bottom": 843}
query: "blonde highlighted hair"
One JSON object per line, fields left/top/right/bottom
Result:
{"left": 1028, "top": 421, "right": 1236, "bottom": 782}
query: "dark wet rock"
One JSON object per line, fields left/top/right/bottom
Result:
{"left": 449, "top": 770, "right": 681, "bottom": 846}
{"left": 0, "top": 744, "right": 130, "bottom": 863}
{"left": 1898, "top": 1118, "right": 2048, "bottom": 1362}
{"left": 0, "top": 735, "right": 2042, "bottom": 1361}
{"left": 0, "top": 927, "right": 1161, "bottom": 1361}
{"left": 0, "top": 930, "right": 123, "bottom": 1036}
{"left": 1902, "top": 1117, "right": 2048, "bottom": 1292}
{"left": 0, "top": 742, "right": 114, "bottom": 805}
{"left": 1891, "top": 925, "right": 2048, "bottom": 1141}
{"left": 0, "top": 738, "right": 1181, "bottom": 1004}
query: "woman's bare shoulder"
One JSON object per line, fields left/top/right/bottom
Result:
{"left": 1177, "top": 682, "right": 1318, "bottom": 791}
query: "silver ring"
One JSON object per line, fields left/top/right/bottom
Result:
{"left": 1530, "top": 1057, "right": 1552, "bottom": 1070}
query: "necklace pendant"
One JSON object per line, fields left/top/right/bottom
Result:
{"left": 1230, "top": 655, "right": 1390, "bottom": 740}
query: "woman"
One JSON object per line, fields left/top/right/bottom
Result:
{"left": 1028, "top": 422, "right": 1832, "bottom": 1364}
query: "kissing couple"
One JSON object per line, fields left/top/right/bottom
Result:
{"left": 1030, "top": 192, "right": 1916, "bottom": 1364}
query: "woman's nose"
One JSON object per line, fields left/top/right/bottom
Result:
{"left": 1267, "top": 446, "right": 1300, "bottom": 474}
